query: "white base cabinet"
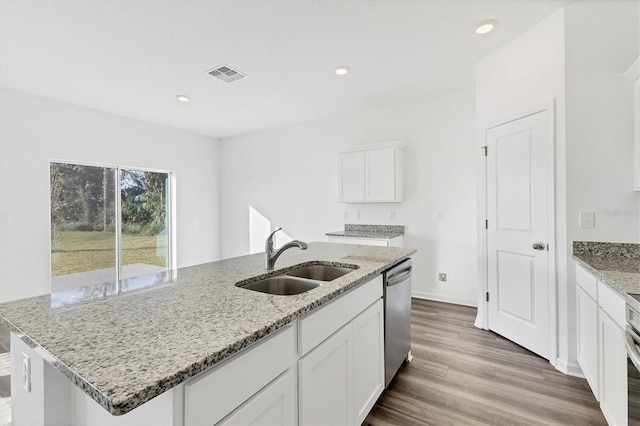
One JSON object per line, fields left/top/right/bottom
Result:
{"left": 299, "top": 322, "right": 354, "bottom": 425}
{"left": 598, "top": 281, "right": 627, "bottom": 426}
{"left": 575, "top": 265, "right": 627, "bottom": 425}
{"left": 576, "top": 266, "right": 599, "bottom": 399}
{"left": 298, "top": 299, "right": 384, "bottom": 426}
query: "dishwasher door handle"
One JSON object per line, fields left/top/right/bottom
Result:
{"left": 387, "top": 266, "right": 412, "bottom": 287}
{"left": 626, "top": 325, "right": 640, "bottom": 371}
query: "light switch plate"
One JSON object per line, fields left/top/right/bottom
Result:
{"left": 579, "top": 211, "right": 595, "bottom": 229}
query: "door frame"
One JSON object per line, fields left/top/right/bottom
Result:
{"left": 474, "top": 101, "right": 557, "bottom": 366}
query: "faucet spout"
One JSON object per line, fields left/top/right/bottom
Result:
{"left": 265, "top": 228, "right": 308, "bottom": 270}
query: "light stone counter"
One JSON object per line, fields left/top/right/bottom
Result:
{"left": 0, "top": 242, "right": 415, "bottom": 416}
{"left": 572, "top": 241, "right": 640, "bottom": 295}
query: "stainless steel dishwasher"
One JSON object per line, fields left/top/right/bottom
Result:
{"left": 384, "top": 258, "right": 412, "bottom": 387}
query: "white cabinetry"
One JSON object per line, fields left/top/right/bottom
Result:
{"left": 298, "top": 277, "right": 384, "bottom": 426}
{"left": 298, "top": 322, "right": 354, "bottom": 425}
{"left": 339, "top": 142, "right": 403, "bottom": 203}
{"left": 598, "top": 281, "right": 627, "bottom": 426}
{"left": 352, "top": 299, "right": 385, "bottom": 425}
{"left": 575, "top": 264, "right": 627, "bottom": 425}
{"left": 576, "top": 265, "right": 599, "bottom": 398}
{"left": 220, "top": 369, "right": 297, "bottom": 426}
{"left": 184, "top": 326, "right": 296, "bottom": 426}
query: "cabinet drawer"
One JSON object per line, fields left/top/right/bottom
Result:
{"left": 298, "top": 276, "right": 382, "bottom": 356}
{"left": 598, "top": 281, "right": 625, "bottom": 329}
{"left": 576, "top": 264, "right": 598, "bottom": 300}
{"left": 184, "top": 326, "right": 296, "bottom": 426}
{"left": 219, "top": 368, "right": 297, "bottom": 426}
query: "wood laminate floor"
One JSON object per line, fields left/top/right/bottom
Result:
{"left": 365, "top": 298, "right": 607, "bottom": 426}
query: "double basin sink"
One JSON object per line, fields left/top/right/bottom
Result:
{"left": 236, "top": 263, "right": 358, "bottom": 295}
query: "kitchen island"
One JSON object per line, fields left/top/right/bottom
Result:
{"left": 0, "top": 242, "right": 415, "bottom": 425}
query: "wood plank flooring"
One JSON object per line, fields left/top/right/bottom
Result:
{"left": 364, "top": 298, "right": 606, "bottom": 426}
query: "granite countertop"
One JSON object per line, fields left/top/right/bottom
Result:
{"left": 572, "top": 241, "right": 640, "bottom": 295}
{"left": 0, "top": 242, "right": 415, "bottom": 416}
{"left": 326, "top": 224, "right": 405, "bottom": 239}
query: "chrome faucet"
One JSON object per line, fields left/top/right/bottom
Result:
{"left": 265, "top": 228, "right": 308, "bottom": 270}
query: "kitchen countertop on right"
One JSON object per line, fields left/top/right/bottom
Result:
{"left": 572, "top": 241, "right": 640, "bottom": 296}
{"left": 326, "top": 224, "right": 404, "bottom": 239}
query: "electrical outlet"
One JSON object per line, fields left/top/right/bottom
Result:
{"left": 355, "top": 211, "right": 360, "bottom": 219}
{"left": 343, "top": 211, "right": 348, "bottom": 219}
{"left": 437, "top": 211, "right": 445, "bottom": 222}
{"left": 21, "top": 352, "right": 30, "bottom": 392}
{"left": 390, "top": 210, "right": 396, "bottom": 220}
{"left": 438, "top": 273, "right": 448, "bottom": 282}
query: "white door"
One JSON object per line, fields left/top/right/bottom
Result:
{"left": 486, "top": 110, "right": 550, "bottom": 359}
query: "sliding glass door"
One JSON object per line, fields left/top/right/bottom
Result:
{"left": 50, "top": 162, "right": 171, "bottom": 292}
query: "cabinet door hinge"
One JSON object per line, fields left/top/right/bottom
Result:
{"left": 485, "top": 219, "right": 488, "bottom": 229}
{"left": 482, "top": 146, "right": 488, "bottom": 157}
{"left": 486, "top": 292, "right": 490, "bottom": 302}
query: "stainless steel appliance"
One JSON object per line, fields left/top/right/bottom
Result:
{"left": 625, "top": 293, "right": 640, "bottom": 425}
{"left": 383, "top": 258, "right": 412, "bottom": 387}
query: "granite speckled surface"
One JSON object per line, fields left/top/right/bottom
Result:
{"left": 0, "top": 242, "right": 415, "bottom": 416}
{"left": 326, "top": 224, "right": 405, "bottom": 239}
{"left": 572, "top": 241, "right": 640, "bottom": 295}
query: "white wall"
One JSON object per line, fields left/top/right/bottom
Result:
{"left": 0, "top": 88, "right": 221, "bottom": 302}
{"left": 476, "top": 2, "right": 639, "bottom": 374}
{"left": 220, "top": 88, "right": 478, "bottom": 306}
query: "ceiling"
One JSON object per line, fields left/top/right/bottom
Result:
{"left": 0, "top": 0, "right": 569, "bottom": 139}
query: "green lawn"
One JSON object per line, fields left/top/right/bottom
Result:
{"left": 51, "top": 231, "right": 167, "bottom": 276}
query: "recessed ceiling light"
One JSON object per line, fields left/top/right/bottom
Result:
{"left": 335, "top": 66, "right": 350, "bottom": 75}
{"left": 475, "top": 20, "right": 497, "bottom": 35}
{"left": 176, "top": 95, "right": 190, "bottom": 102}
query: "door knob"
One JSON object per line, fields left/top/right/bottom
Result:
{"left": 532, "top": 242, "right": 546, "bottom": 251}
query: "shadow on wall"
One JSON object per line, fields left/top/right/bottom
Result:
{"left": 248, "top": 206, "right": 292, "bottom": 255}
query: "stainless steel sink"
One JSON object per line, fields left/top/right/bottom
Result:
{"left": 237, "top": 276, "right": 320, "bottom": 295}
{"left": 286, "top": 264, "right": 356, "bottom": 281}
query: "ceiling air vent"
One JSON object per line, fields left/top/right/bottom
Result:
{"left": 206, "top": 64, "right": 247, "bottom": 83}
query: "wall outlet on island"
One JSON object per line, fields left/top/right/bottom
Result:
{"left": 438, "top": 273, "right": 448, "bottom": 283}
{"left": 21, "top": 352, "right": 31, "bottom": 392}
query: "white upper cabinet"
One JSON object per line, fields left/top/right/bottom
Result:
{"left": 339, "top": 142, "right": 404, "bottom": 203}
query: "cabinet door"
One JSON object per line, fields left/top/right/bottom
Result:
{"left": 340, "top": 152, "right": 365, "bottom": 202}
{"left": 220, "top": 369, "right": 296, "bottom": 426}
{"left": 599, "top": 309, "right": 628, "bottom": 426}
{"left": 576, "top": 285, "right": 599, "bottom": 399}
{"left": 352, "top": 300, "right": 384, "bottom": 425}
{"left": 365, "top": 148, "right": 396, "bottom": 201}
{"left": 298, "top": 325, "right": 354, "bottom": 425}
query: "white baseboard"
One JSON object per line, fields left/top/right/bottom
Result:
{"left": 412, "top": 291, "right": 477, "bottom": 307}
{"left": 555, "top": 357, "right": 584, "bottom": 378}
